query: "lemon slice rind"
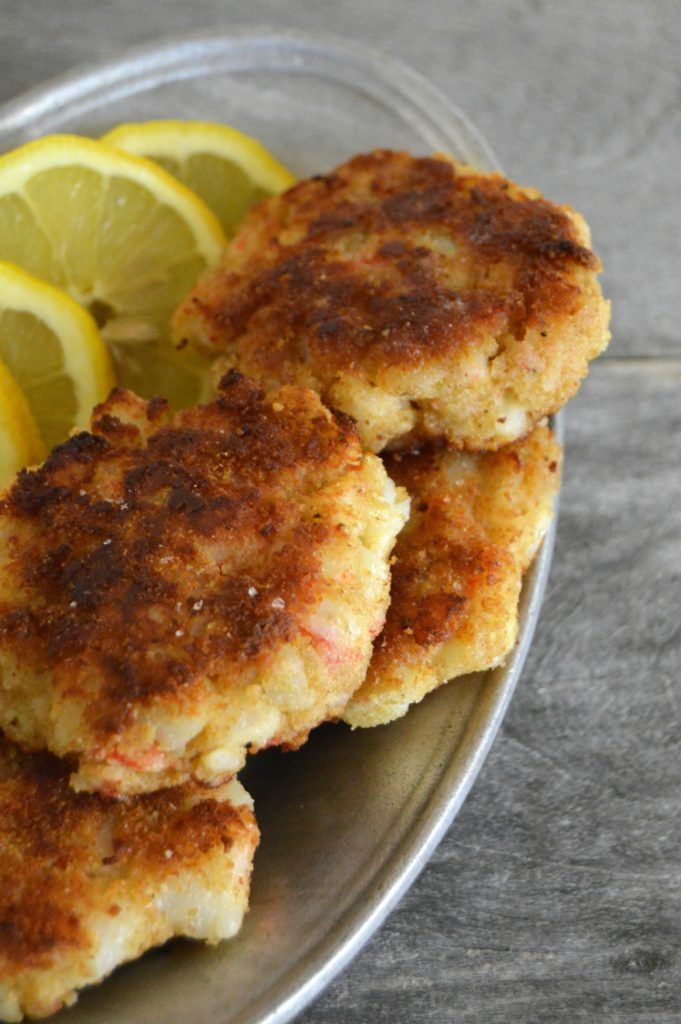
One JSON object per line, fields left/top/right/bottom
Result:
{"left": 102, "top": 119, "right": 295, "bottom": 196}
{"left": 0, "top": 354, "right": 44, "bottom": 487}
{"left": 0, "top": 134, "right": 225, "bottom": 267}
{"left": 0, "top": 260, "right": 115, "bottom": 447}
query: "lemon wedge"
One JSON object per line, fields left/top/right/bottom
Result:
{"left": 0, "top": 261, "right": 114, "bottom": 450}
{"left": 102, "top": 119, "right": 295, "bottom": 236}
{"left": 0, "top": 134, "right": 226, "bottom": 406}
{"left": 0, "top": 354, "right": 44, "bottom": 488}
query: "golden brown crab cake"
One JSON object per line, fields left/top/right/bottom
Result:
{"left": 343, "top": 425, "right": 561, "bottom": 727}
{"left": 0, "top": 371, "right": 408, "bottom": 795}
{"left": 0, "top": 734, "right": 258, "bottom": 1022}
{"left": 173, "top": 149, "right": 609, "bottom": 453}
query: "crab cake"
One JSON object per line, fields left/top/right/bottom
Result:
{"left": 0, "top": 371, "right": 408, "bottom": 795}
{"left": 343, "top": 425, "right": 561, "bottom": 727}
{"left": 0, "top": 735, "right": 258, "bottom": 1022}
{"left": 173, "top": 150, "right": 609, "bottom": 453}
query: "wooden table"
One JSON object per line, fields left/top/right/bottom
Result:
{"left": 1, "top": 2, "right": 678, "bottom": 1020}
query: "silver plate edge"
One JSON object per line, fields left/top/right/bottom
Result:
{"left": 0, "top": 27, "right": 499, "bottom": 170}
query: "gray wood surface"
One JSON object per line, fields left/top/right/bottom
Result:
{"left": 0, "top": 2, "right": 678, "bottom": 1021}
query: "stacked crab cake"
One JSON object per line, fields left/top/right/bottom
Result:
{"left": 174, "top": 148, "right": 607, "bottom": 722}
{"left": 0, "top": 371, "right": 407, "bottom": 795}
{"left": 174, "top": 149, "right": 610, "bottom": 453}
{"left": 344, "top": 425, "right": 562, "bottom": 726}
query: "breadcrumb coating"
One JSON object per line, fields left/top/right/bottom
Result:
{"left": 0, "top": 735, "right": 257, "bottom": 1021}
{"left": 344, "top": 425, "right": 561, "bottom": 726}
{"left": 0, "top": 371, "right": 408, "bottom": 794}
{"left": 174, "top": 150, "right": 609, "bottom": 452}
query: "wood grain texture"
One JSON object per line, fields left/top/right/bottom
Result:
{"left": 0, "top": 3, "right": 679, "bottom": 1021}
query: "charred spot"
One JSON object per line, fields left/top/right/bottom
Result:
{"left": 307, "top": 212, "right": 358, "bottom": 238}
{"left": 0, "top": 607, "right": 42, "bottom": 644}
{"left": 146, "top": 427, "right": 207, "bottom": 458}
{"left": 5, "top": 470, "right": 73, "bottom": 519}
{"left": 217, "top": 366, "right": 250, "bottom": 393}
{"left": 44, "top": 431, "right": 110, "bottom": 470}
{"left": 46, "top": 611, "right": 84, "bottom": 660}
{"left": 59, "top": 541, "right": 126, "bottom": 612}
{"left": 188, "top": 490, "right": 263, "bottom": 536}
{"left": 98, "top": 655, "right": 153, "bottom": 716}
{"left": 541, "top": 236, "right": 595, "bottom": 263}
{"left": 330, "top": 406, "right": 359, "bottom": 436}
{"left": 124, "top": 457, "right": 194, "bottom": 499}
{"left": 316, "top": 318, "right": 344, "bottom": 340}
{"left": 166, "top": 486, "right": 206, "bottom": 514}
{"left": 25, "top": 543, "right": 72, "bottom": 588}
{"left": 382, "top": 183, "right": 453, "bottom": 225}
{"left": 378, "top": 240, "right": 408, "bottom": 258}
{"left": 91, "top": 413, "right": 140, "bottom": 441}
{"left": 146, "top": 395, "right": 170, "bottom": 421}
{"left": 463, "top": 185, "right": 596, "bottom": 271}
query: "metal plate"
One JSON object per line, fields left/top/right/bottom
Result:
{"left": 0, "top": 30, "right": 562, "bottom": 1024}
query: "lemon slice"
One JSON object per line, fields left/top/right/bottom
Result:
{"left": 102, "top": 119, "right": 295, "bottom": 236}
{"left": 0, "top": 134, "right": 226, "bottom": 406}
{"left": 0, "top": 261, "right": 114, "bottom": 450}
{"left": 0, "top": 354, "right": 44, "bottom": 488}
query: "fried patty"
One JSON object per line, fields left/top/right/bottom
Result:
{"left": 0, "top": 735, "right": 257, "bottom": 1021}
{"left": 343, "top": 425, "right": 561, "bottom": 727}
{"left": 0, "top": 371, "right": 408, "bottom": 794}
{"left": 173, "top": 150, "right": 610, "bottom": 452}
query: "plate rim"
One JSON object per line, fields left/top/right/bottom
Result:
{"left": 0, "top": 26, "right": 498, "bottom": 171}
{"left": 0, "top": 29, "right": 563, "bottom": 1024}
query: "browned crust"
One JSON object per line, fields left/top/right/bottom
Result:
{"left": 0, "top": 371, "right": 362, "bottom": 742}
{"left": 176, "top": 149, "right": 598, "bottom": 377}
{"left": 368, "top": 426, "right": 561, "bottom": 681}
{"left": 0, "top": 736, "right": 255, "bottom": 971}
{"left": 372, "top": 441, "right": 513, "bottom": 670}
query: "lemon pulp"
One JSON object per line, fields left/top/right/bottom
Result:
{"left": 0, "top": 135, "right": 225, "bottom": 406}
{"left": 102, "top": 119, "right": 295, "bottom": 236}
